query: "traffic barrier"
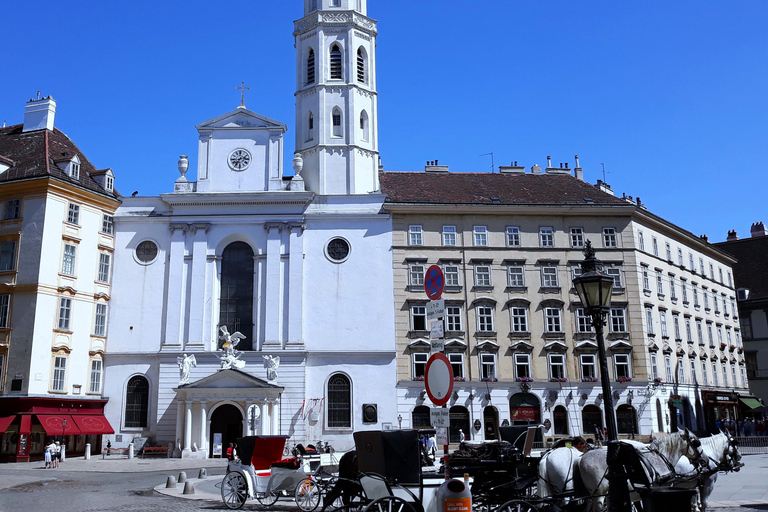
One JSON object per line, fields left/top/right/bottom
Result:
{"left": 166, "top": 476, "right": 177, "bottom": 488}
{"left": 178, "top": 471, "right": 187, "bottom": 484}
{"left": 183, "top": 481, "right": 195, "bottom": 495}
{"left": 198, "top": 468, "right": 207, "bottom": 479}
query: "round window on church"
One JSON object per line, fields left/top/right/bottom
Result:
{"left": 135, "top": 240, "right": 159, "bottom": 264}
{"left": 325, "top": 237, "right": 350, "bottom": 263}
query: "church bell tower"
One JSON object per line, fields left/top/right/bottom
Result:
{"left": 294, "top": 0, "right": 379, "bottom": 195}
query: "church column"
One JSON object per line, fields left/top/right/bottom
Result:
{"left": 164, "top": 224, "right": 189, "bottom": 348}
{"left": 187, "top": 224, "right": 211, "bottom": 348}
{"left": 287, "top": 223, "right": 305, "bottom": 347}
{"left": 184, "top": 401, "right": 193, "bottom": 451}
{"left": 175, "top": 401, "right": 184, "bottom": 455}
{"left": 204, "top": 254, "right": 218, "bottom": 350}
{"left": 272, "top": 398, "right": 280, "bottom": 435}
{"left": 199, "top": 401, "right": 208, "bottom": 455}
{"left": 261, "top": 403, "right": 270, "bottom": 435}
{"left": 264, "top": 223, "right": 283, "bottom": 347}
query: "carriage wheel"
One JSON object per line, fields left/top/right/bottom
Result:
{"left": 296, "top": 478, "right": 321, "bottom": 511}
{"left": 363, "top": 496, "right": 416, "bottom": 512}
{"left": 221, "top": 471, "right": 248, "bottom": 510}
{"left": 496, "top": 500, "right": 537, "bottom": 512}
{"left": 256, "top": 490, "right": 280, "bottom": 506}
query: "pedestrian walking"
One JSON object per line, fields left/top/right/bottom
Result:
{"left": 595, "top": 426, "right": 604, "bottom": 447}
{"left": 44, "top": 440, "right": 53, "bottom": 469}
{"left": 54, "top": 441, "right": 61, "bottom": 468}
{"left": 427, "top": 435, "right": 437, "bottom": 461}
{"left": 459, "top": 429, "right": 465, "bottom": 443}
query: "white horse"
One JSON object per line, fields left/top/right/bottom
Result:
{"left": 577, "top": 429, "right": 704, "bottom": 512}
{"left": 674, "top": 431, "right": 742, "bottom": 512}
{"left": 537, "top": 446, "right": 584, "bottom": 500}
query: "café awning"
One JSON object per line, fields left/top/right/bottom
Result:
{"left": 71, "top": 415, "right": 114, "bottom": 435}
{"left": 36, "top": 415, "right": 81, "bottom": 436}
{"left": 740, "top": 398, "right": 763, "bottom": 409}
{"left": 0, "top": 415, "right": 15, "bottom": 433}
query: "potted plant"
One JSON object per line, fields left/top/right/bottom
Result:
{"left": 617, "top": 376, "right": 632, "bottom": 383}
{"left": 515, "top": 377, "right": 534, "bottom": 382}
{"left": 582, "top": 377, "right": 598, "bottom": 382}
{"left": 481, "top": 377, "right": 498, "bottom": 382}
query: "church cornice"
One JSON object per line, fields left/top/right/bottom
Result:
{"left": 295, "top": 83, "right": 377, "bottom": 99}
{"left": 293, "top": 11, "right": 378, "bottom": 38}
{"left": 160, "top": 192, "right": 314, "bottom": 208}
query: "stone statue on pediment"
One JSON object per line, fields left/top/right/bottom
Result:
{"left": 219, "top": 326, "right": 246, "bottom": 370}
{"left": 177, "top": 353, "right": 196, "bottom": 384}
{"left": 263, "top": 355, "right": 280, "bottom": 383}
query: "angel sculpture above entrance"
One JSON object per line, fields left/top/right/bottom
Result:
{"left": 263, "top": 354, "right": 280, "bottom": 383}
{"left": 219, "top": 326, "right": 246, "bottom": 370}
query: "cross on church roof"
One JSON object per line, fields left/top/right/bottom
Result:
{"left": 236, "top": 81, "right": 250, "bottom": 108}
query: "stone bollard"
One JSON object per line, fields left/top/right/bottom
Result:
{"left": 128, "top": 444, "right": 134, "bottom": 459}
{"left": 85, "top": 443, "right": 91, "bottom": 460}
{"left": 178, "top": 471, "right": 187, "bottom": 484}
{"left": 166, "top": 476, "right": 177, "bottom": 488}
{"left": 182, "top": 481, "right": 195, "bottom": 495}
{"left": 198, "top": 468, "right": 207, "bottom": 479}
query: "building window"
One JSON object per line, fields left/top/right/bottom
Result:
{"left": 98, "top": 253, "right": 111, "bottom": 283}
{"left": 409, "top": 264, "right": 425, "bottom": 286}
{"left": 701, "top": 361, "right": 708, "bottom": 385}
{"left": 690, "top": 358, "right": 697, "bottom": 384}
{"left": 614, "top": 354, "right": 631, "bottom": 380}
{"left": 4, "top": 199, "right": 20, "bottom": 220}
{"left": 707, "top": 323, "right": 714, "bottom": 346}
{"left": 219, "top": 242, "right": 255, "bottom": 350}
{"left": 508, "top": 265, "right": 525, "bottom": 287}
{"left": 410, "top": 305, "right": 427, "bottom": 331}
{"left": 685, "top": 317, "right": 693, "bottom": 342}
{"left": 722, "top": 363, "right": 729, "bottom": 387}
{"left": 332, "top": 108, "right": 343, "bottom": 137}
{"left": 717, "top": 326, "right": 724, "bottom": 345}
{"left": 408, "top": 225, "right": 423, "bottom": 246}
{"left": 660, "top": 311, "right": 668, "bottom": 338}
{"left": 669, "top": 275, "right": 677, "bottom": 300}
{"left": 330, "top": 44, "right": 343, "bottom": 80}
{"left": 645, "top": 307, "right": 655, "bottom": 335}
{"left": 642, "top": 267, "right": 650, "bottom": 292}
{"left": 656, "top": 271, "right": 664, "bottom": 295}
{"left": 606, "top": 267, "right": 622, "bottom": 288}
{"left": 693, "top": 284, "right": 700, "bottom": 307}
{"left": 514, "top": 353, "right": 531, "bottom": 379}
{"left": 448, "top": 353, "right": 464, "bottom": 379}
{"left": 307, "top": 48, "right": 316, "bottom": 84}
{"left": 62, "top": 244, "right": 77, "bottom": 276}
{"left": 696, "top": 320, "right": 704, "bottom": 345}
{"left": 673, "top": 314, "right": 681, "bottom": 340}
{"left": 541, "top": 266, "right": 558, "bottom": 288}
{"left": 689, "top": 253, "right": 695, "bottom": 271}
{"left": 52, "top": 356, "right": 67, "bottom": 392}
{"left": 681, "top": 280, "right": 689, "bottom": 303}
{"left": 539, "top": 227, "right": 554, "bottom": 247}
{"left": 719, "top": 268, "right": 724, "bottom": 284}
{"left": 330, "top": 0, "right": 341, "bottom": 6}
{"left": 709, "top": 263, "right": 715, "bottom": 280}
{"left": 444, "top": 264, "right": 460, "bottom": 287}
{"left": 580, "top": 354, "right": 597, "bottom": 380}
{"left": 0, "top": 294, "right": 10, "bottom": 328}
{"left": 665, "top": 355, "right": 673, "bottom": 382}
{"left": 650, "top": 354, "right": 659, "bottom": 380}
{"left": 510, "top": 306, "right": 528, "bottom": 332}
{"left": 544, "top": 307, "right": 562, "bottom": 332}
{"left": 476, "top": 305, "right": 494, "bottom": 332}
{"left": 603, "top": 228, "right": 618, "bottom": 248}
{"left": 356, "top": 47, "right": 367, "bottom": 83}
{"left": 480, "top": 353, "right": 496, "bottom": 380}
{"left": 665, "top": 242, "right": 672, "bottom": 261}
{"left": 328, "top": 373, "right": 351, "bottom": 428}
{"left": 0, "top": 241, "right": 16, "bottom": 271}
{"left": 699, "top": 257, "right": 705, "bottom": 275}
{"left": 442, "top": 226, "right": 456, "bottom": 246}
{"left": 712, "top": 362, "right": 718, "bottom": 386}
{"left": 728, "top": 272, "right": 733, "bottom": 288}
{"left": 89, "top": 360, "right": 103, "bottom": 394}
{"left": 307, "top": 111, "right": 314, "bottom": 141}
{"left": 610, "top": 308, "right": 627, "bottom": 333}
{"left": 506, "top": 226, "right": 520, "bottom": 247}
{"left": 71, "top": 162, "right": 80, "bottom": 179}
{"left": 360, "top": 110, "right": 369, "bottom": 141}
{"left": 703, "top": 290, "right": 710, "bottom": 310}
{"left": 678, "top": 248, "right": 684, "bottom": 266}
{"left": 473, "top": 226, "right": 488, "bottom": 246}
{"left": 638, "top": 230, "right": 645, "bottom": 251}
{"left": 94, "top": 303, "right": 108, "bottom": 337}
{"left": 67, "top": 203, "right": 80, "bottom": 224}
{"left": 58, "top": 297, "right": 72, "bottom": 330}
{"left": 549, "top": 354, "right": 566, "bottom": 380}
{"left": 652, "top": 237, "right": 659, "bottom": 256}
{"left": 474, "top": 265, "right": 492, "bottom": 287}
{"left": 570, "top": 227, "right": 584, "bottom": 248}
{"left": 125, "top": 376, "right": 149, "bottom": 428}
{"left": 446, "top": 306, "right": 462, "bottom": 331}
{"left": 413, "top": 353, "right": 428, "bottom": 379}
{"left": 106, "top": 175, "right": 114, "bottom": 191}
{"left": 576, "top": 308, "right": 593, "bottom": 333}
{"left": 101, "top": 214, "right": 114, "bottom": 235}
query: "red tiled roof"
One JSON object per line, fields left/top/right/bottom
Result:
{"left": 0, "top": 124, "right": 117, "bottom": 198}
{"left": 715, "top": 236, "right": 768, "bottom": 301}
{"left": 379, "top": 171, "right": 630, "bottom": 206}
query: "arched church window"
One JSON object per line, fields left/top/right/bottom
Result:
{"left": 125, "top": 376, "right": 149, "bottom": 428}
{"left": 360, "top": 110, "right": 369, "bottom": 141}
{"left": 327, "top": 373, "right": 351, "bottom": 428}
{"left": 307, "top": 111, "right": 314, "bottom": 142}
{"left": 330, "top": 44, "right": 343, "bottom": 80}
{"left": 219, "top": 242, "right": 254, "bottom": 351}
{"left": 356, "top": 47, "right": 367, "bottom": 84}
{"left": 307, "top": 48, "right": 316, "bottom": 85}
{"left": 332, "top": 108, "right": 343, "bottom": 138}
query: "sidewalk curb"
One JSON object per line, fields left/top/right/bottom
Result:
{"left": 154, "top": 478, "right": 220, "bottom": 502}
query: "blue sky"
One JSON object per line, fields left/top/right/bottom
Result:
{"left": 2, "top": 1, "right": 766, "bottom": 242}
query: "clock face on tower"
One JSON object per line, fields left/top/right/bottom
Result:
{"left": 228, "top": 149, "right": 251, "bottom": 171}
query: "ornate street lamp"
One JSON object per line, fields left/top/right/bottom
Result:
{"left": 573, "top": 241, "right": 629, "bottom": 512}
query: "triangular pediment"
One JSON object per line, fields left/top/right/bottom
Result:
{"left": 179, "top": 368, "right": 281, "bottom": 390}
{"left": 195, "top": 108, "right": 287, "bottom": 132}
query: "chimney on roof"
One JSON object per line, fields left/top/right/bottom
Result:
{"left": 596, "top": 179, "right": 614, "bottom": 196}
{"left": 499, "top": 161, "right": 526, "bottom": 174}
{"left": 23, "top": 95, "right": 56, "bottom": 132}
{"left": 574, "top": 155, "right": 583, "bottom": 181}
{"left": 531, "top": 164, "right": 542, "bottom": 174}
{"left": 727, "top": 230, "right": 739, "bottom": 241}
{"left": 700, "top": 234, "right": 709, "bottom": 243}
{"left": 425, "top": 160, "right": 449, "bottom": 173}
{"left": 751, "top": 222, "right": 767, "bottom": 237}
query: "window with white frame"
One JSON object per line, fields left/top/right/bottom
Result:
{"left": 329, "top": 45, "right": 343, "bottom": 80}
{"left": 722, "top": 363, "right": 728, "bottom": 387}
{"left": 52, "top": 355, "right": 67, "bottom": 392}
{"left": 409, "top": 264, "right": 425, "bottom": 286}
{"left": 473, "top": 226, "right": 488, "bottom": 246}
{"left": 474, "top": 264, "right": 492, "bottom": 287}
{"left": 693, "top": 284, "right": 700, "bottom": 307}
{"left": 539, "top": 227, "right": 554, "bottom": 247}
{"left": 665, "top": 242, "right": 672, "bottom": 261}
{"left": 722, "top": 295, "right": 728, "bottom": 316}
{"left": 685, "top": 317, "right": 693, "bottom": 342}
{"left": 4, "top": 199, "right": 20, "bottom": 220}
{"left": 67, "top": 203, "right": 80, "bottom": 224}
{"left": 58, "top": 297, "right": 72, "bottom": 330}
{"left": 576, "top": 308, "right": 593, "bottom": 333}
{"left": 444, "top": 264, "right": 460, "bottom": 287}
{"left": 712, "top": 362, "right": 718, "bottom": 386}
{"left": 681, "top": 280, "right": 688, "bottom": 303}
{"left": 665, "top": 355, "right": 673, "bottom": 382}
{"left": 446, "top": 306, "right": 462, "bottom": 332}
{"left": 689, "top": 253, "right": 695, "bottom": 271}
{"left": 652, "top": 237, "right": 659, "bottom": 256}
{"left": 603, "top": 228, "right": 618, "bottom": 248}
{"left": 701, "top": 360, "right": 708, "bottom": 385}
{"left": 506, "top": 226, "right": 520, "bottom": 247}
{"left": 709, "top": 263, "right": 715, "bottom": 280}
{"left": 549, "top": 354, "right": 566, "bottom": 380}
{"left": 94, "top": 303, "right": 108, "bottom": 336}
{"left": 448, "top": 353, "right": 464, "bottom": 378}
{"left": 642, "top": 267, "right": 651, "bottom": 291}
{"left": 638, "top": 230, "right": 645, "bottom": 251}
{"left": 656, "top": 271, "right": 664, "bottom": 295}
{"left": 717, "top": 325, "right": 724, "bottom": 345}
{"left": 71, "top": 161, "right": 80, "bottom": 179}
{"left": 650, "top": 354, "right": 659, "bottom": 380}
{"left": 408, "top": 225, "right": 423, "bottom": 246}
{"left": 476, "top": 305, "right": 494, "bottom": 332}
{"left": 703, "top": 289, "right": 710, "bottom": 310}
{"left": 728, "top": 272, "right": 733, "bottom": 288}
{"left": 508, "top": 264, "right": 525, "bottom": 287}
{"left": 699, "top": 257, "right": 705, "bottom": 275}
{"left": 510, "top": 305, "right": 528, "bottom": 332}
{"left": 614, "top": 353, "right": 631, "bottom": 380}
{"left": 678, "top": 358, "right": 685, "bottom": 384}
{"left": 732, "top": 364, "right": 738, "bottom": 387}
{"left": 480, "top": 353, "right": 496, "bottom": 380}
{"left": 97, "top": 253, "right": 111, "bottom": 283}
{"left": 62, "top": 243, "right": 77, "bottom": 276}
{"left": 690, "top": 358, "right": 697, "bottom": 384}
{"left": 413, "top": 352, "right": 428, "bottom": 379}
{"left": 678, "top": 248, "right": 684, "bottom": 266}
{"left": 442, "top": 226, "right": 456, "bottom": 246}
{"left": 660, "top": 311, "right": 668, "bottom": 337}
{"left": 580, "top": 354, "right": 597, "bottom": 380}
{"left": 669, "top": 275, "right": 677, "bottom": 300}
{"left": 0, "top": 294, "right": 9, "bottom": 328}
{"left": 645, "top": 307, "right": 655, "bottom": 335}
{"left": 514, "top": 353, "right": 531, "bottom": 379}
{"left": 696, "top": 320, "right": 704, "bottom": 345}
{"left": 673, "top": 314, "right": 681, "bottom": 340}
{"left": 410, "top": 305, "right": 427, "bottom": 331}
{"left": 570, "top": 227, "right": 584, "bottom": 248}
{"left": 0, "top": 241, "right": 16, "bottom": 271}
{"left": 741, "top": 365, "right": 746, "bottom": 387}
{"left": 610, "top": 308, "right": 627, "bottom": 333}
{"left": 102, "top": 214, "right": 114, "bottom": 235}
{"left": 719, "top": 268, "right": 724, "bottom": 284}
{"left": 544, "top": 307, "right": 562, "bottom": 332}
{"left": 541, "top": 266, "right": 558, "bottom": 287}
{"left": 89, "top": 359, "right": 103, "bottom": 394}
{"left": 606, "top": 267, "right": 622, "bottom": 288}
{"left": 726, "top": 328, "right": 732, "bottom": 346}
{"left": 572, "top": 264, "right": 582, "bottom": 280}
{"left": 731, "top": 298, "right": 737, "bottom": 317}
{"left": 706, "top": 322, "right": 714, "bottom": 345}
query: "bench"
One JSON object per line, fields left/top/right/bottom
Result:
{"left": 140, "top": 446, "right": 171, "bottom": 458}
{"left": 102, "top": 447, "right": 130, "bottom": 459}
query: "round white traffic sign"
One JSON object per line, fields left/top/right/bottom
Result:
{"left": 425, "top": 353, "right": 454, "bottom": 406}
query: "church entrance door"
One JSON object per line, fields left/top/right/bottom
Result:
{"left": 210, "top": 404, "right": 243, "bottom": 456}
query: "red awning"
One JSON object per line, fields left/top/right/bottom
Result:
{"left": 36, "top": 415, "right": 81, "bottom": 436}
{"left": 0, "top": 415, "right": 15, "bottom": 433}
{"left": 71, "top": 415, "right": 114, "bottom": 435}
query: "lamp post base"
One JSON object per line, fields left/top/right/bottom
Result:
{"left": 606, "top": 440, "right": 631, "bottom": 512}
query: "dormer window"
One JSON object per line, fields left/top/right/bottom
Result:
{"left": 71, "top": 161, "right": 80, "bottom": 179}
{"left": 106, "top": 175, "right": 114, "bottom": 192}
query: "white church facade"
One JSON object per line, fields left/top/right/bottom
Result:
{"left": 103, "top": 0, "right": 396, "bottom": 456}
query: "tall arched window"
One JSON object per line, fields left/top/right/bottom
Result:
{"left": 356, "top": 47, "right": 367, "bottom": 84}
{"left": 219, "top": 242, "right": 254, "bottom": 351}
{"left": 327, "top": 373, "right": 351, "bottom": 428}
{"left": 125, "top": 376, "right": 149, "bottom": 428}
{"left": 330, "top": 44, "right": 343, "bottom": 80}
{"left": 307, "top": 48, "right": 316, "bottom": 85}
{"left": 359, "top": 110, "right": 369, "bottom": 141}
{"left": 307, "top": 111, "right": 314, "bottom": 141}
{"left": 332, "top": 107, "right": 343, "bottom": 138}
